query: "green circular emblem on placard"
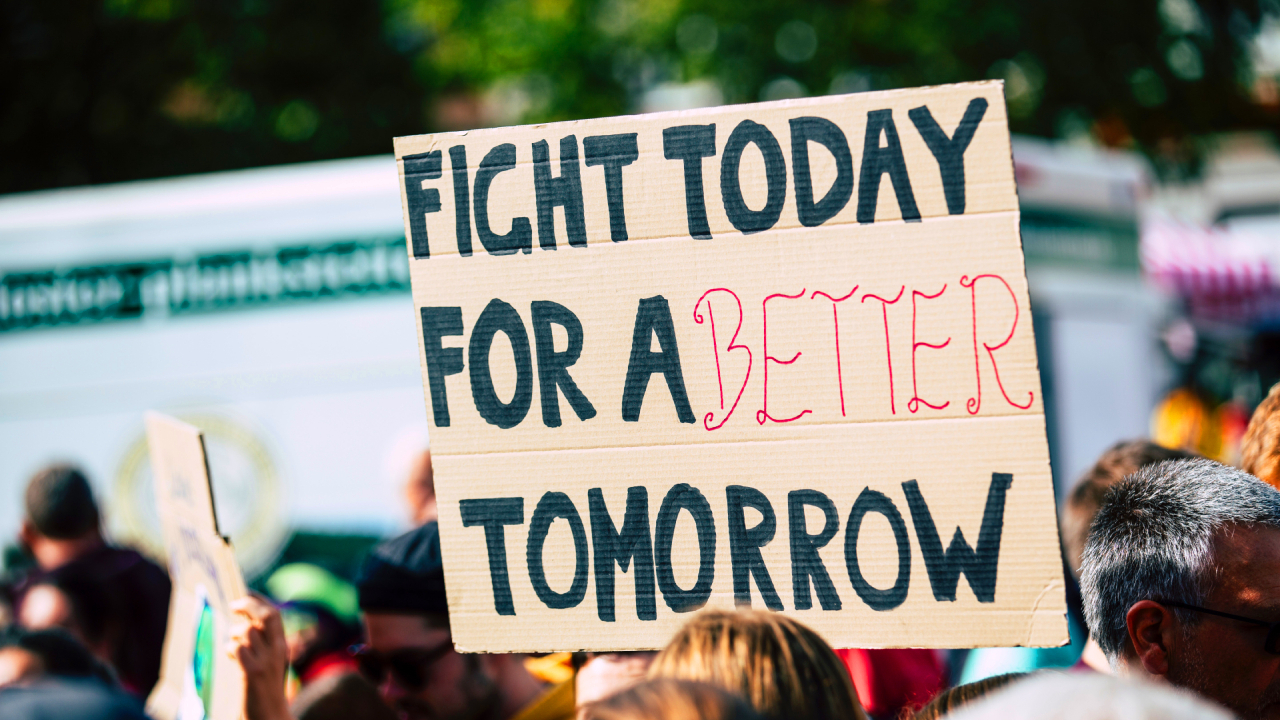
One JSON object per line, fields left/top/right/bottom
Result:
{"left": 111, "top": 414, "right": 288, "bottom": 578}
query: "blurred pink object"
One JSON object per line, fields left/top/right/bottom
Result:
{"left": 1142, "top": 216, "right": 1278, "bottom": 322}
{"left": 574, "top": 652, "right": 655, "bottom": 714}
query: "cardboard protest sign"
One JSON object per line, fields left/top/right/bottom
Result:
{"left": 145, "top": 412, "right": 248, "bottom": 720}
{"left": 395, "top": 80, "right": 1067, "bottom": 652}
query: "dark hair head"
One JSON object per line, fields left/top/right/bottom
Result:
{"left": 292, "top": 671, "right": 398, "bottom": 720}
{"left": 1061, "top": 440, "right": 1196, "bottom": 576}
{"left": 909, "top": 673, "right": 1027, "bottom": 720}
{"left": 582, "top": 679, "right": 764, "bottom": 720}
{"left": 1080, "top": 458, "right": 1280, "bottom": 660}
{"left": 0, "top": 627, "right": 115, "bottom": 684}
{"left": 29, "top": 574, "right": 112, "bottom": 649}
{"left": 24, "top": 465, "right": 100, "bottom": 540}
{"left": 356, "top": 521, "right": 447, "bottom": 616}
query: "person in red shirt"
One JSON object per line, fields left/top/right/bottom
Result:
{"left": 837, "top": 648, "right": 948, "bottom": 719}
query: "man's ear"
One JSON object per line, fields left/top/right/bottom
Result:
{"left": 1126, "top": 600, "right": 1177, "bottom": 677}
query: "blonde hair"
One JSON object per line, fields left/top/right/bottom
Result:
{"left": 648, "top": 609, "right": 865, "bottom": 720}
{"left": 1242, "top": 382, "right": 1280, "bottom": 490}
{"left": 581, "top": 679, "right": 763, "bottom": 720}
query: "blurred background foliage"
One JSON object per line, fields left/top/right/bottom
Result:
{"left": 4, "top": 0, "right": 1280, "bottom": 193}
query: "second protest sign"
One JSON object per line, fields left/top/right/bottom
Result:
{"left": 395, "top": 80, "right": 1066, "bottom": 652}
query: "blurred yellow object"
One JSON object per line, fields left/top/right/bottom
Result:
{"left": 1152, "top": 387, "right": 1208, "bottom": 453}
{"left": 523, "top": 652, "right": 575, "bottom": 685}
{"left": 510, "top": 677, "right": 575, "bottom": 720}
{"left": 1151, "top": 388, "right": 1250, "bottom": 464}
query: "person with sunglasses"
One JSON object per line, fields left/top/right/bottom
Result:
{"left": 353, "top": 521, "right": 574, "bottom": 720}
{"left": 228, "top": 521, "right": 573, "bottom": 720}
{"left": 1080, "top": 457, "right": 1280, "bottom": 720}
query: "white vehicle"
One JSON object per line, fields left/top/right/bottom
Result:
{"left": 0, "top": 156, "right": 427, "bottom": 575}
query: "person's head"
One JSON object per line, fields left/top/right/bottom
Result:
{"left": 943, "top": 672, "right": 1232, "bottom": 720}
{"left": 1062, "top": 440, "right": 1196, "bottom": 577}
{"left": 1080, "top": 457, "right": 1280, "bottom": 719}
{"left": 910, "top": 673, "right": 1027, "bottom": 720}
{"left": 648, "top": 609, "right": 865, "bottom": 720}
{"left": 0, "top": 627, "right": 114, "bottom": 687}
{"left": 581, "top": 678, "right": 763, "bottom": 720}
{"left": 1243, "top": 382, "right": 1280, "bottom": 490}
{"left": 292, "top": 671, "right": 399, "bottom": 720}
{"left": 356, "top": 521, "right": 538, "bottom": 720}
{"left": 19, "top": 465, "right": 103, "bottom": 570}
{"left": 404, "top": 449, "right": 437, "bottom": 525}
{"left": 17, "top": 575, "right": 111, "bottom": 663}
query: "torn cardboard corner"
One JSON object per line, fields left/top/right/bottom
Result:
{"left": 395, "top": 80, "right": 1068, "bottom": 653}
{"left": 145, "top": 412, "right": 248, "bottom": 720}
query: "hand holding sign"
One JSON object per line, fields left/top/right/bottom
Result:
{"left": 227, "top": 596, "right": 291, "bottom": 720}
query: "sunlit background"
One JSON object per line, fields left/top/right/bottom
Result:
{"left": 4, "top": 0, "right": 1280, "bottom": 582}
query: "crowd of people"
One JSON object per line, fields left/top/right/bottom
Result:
{"left": 6, "top": 382, "right": 1280, "bottom": 720}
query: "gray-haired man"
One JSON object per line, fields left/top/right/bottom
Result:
{"left": 1081, "top": 457, "right": 1280, "bottom": 719}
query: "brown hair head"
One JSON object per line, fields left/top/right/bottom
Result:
{"left": 581, "top": 679, "right": 764, "bottom": 720}
{"left": 647, "top": 609, "right": 865, "bottom": 720}
{"left": 909, "top": 672, "right": 1026, "bottom": 720}
{"left": 24, "top": 464, "right": 100, "bottom": 540}
{"left": 1060, "top": 440, "right": 1195, "bottom": 576}
{"left": 1242, "top": 382, "right": 1280, "bottom": 490}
